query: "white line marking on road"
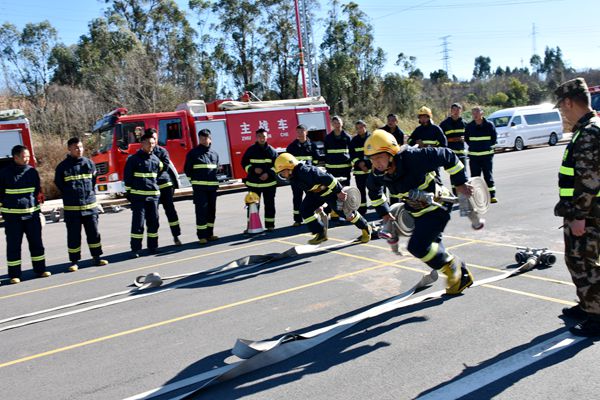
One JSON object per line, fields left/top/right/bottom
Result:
{"left": 416, "top": 331, "right": 586, "bottom": 400}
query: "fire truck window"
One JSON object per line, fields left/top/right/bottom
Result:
{"left": 119, "top": 122, "right": 145, "bottom": 149}
{"left": 158, "top": 118, "right": 182, "bottom": 145}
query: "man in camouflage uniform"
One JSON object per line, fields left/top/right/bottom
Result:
{"left": 554, "top": 77, "right": 600, "bottom": 337}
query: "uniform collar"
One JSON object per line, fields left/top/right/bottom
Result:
{"left": 573, "top": 111, "right": 597, "bottom": 131}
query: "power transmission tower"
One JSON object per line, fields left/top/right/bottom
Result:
{"left": 440, "top": 35, "right": 451, "bottom": 75}
{"left": 531, "top": 23, "right": 538, "bottom": 55}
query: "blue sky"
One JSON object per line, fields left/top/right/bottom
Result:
{"left": 1, "top": 0, "right": 598, "bottom": 81}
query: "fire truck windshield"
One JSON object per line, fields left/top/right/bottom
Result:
{"left": 97, "top": 127, "right": 114, "bottom": 152}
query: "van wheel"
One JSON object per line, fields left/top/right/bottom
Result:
{"left": 548, "top": 133, "right": 558, "bottom": 146}
{"left": 514, "top": 137, "right": 525, "bottom": 151}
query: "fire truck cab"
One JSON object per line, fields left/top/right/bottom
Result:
{"left": 0, "top": 109, "right": 36, "bottom": 170}
{"left": 91, "top": 97, "right": 330, "bottom": 195}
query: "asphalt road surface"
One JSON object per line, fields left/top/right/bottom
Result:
{"left": 1, "top": 143, "right": 598, "bottom": 400}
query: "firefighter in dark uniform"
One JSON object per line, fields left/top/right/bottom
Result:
{"left": 0, "top": 145, "right": 49, "bottom": 283}
{"left": 553, "top": 77, "right": 600, "bottom": 337}
{"left": 365, "top": 130, "right": 474, "bottom": 295}
{"left": 381, "top": 113, "right": 406, "bottom": 205}
{"left": 274, "top": 153, "right": 372, "bottom": 244}
{"left": 324, "top": 116, "right": 352, "bottom": 218}
{"left": 185, "top": 129, "right": 220, "bottom": 244}
{"left": 124, "top": 132, "right": 163, "bottom": 257}
{"left": 54, "top": 137, "right": 108, "bottom": 272}
{"left": 241, "top": 128, "right": 278, "bottom": 230}
{"left": 349, "top": 120, "right": 371, "bottom": 216}
{"left": 381, "top": 113, "right": 406, "bottom": 145}
{"left": 408, "top": 106, "right": 447, "bottom": 148}
{"left": 440, "top": 103, "right": 468, "bottom": 194}
{"left": 286, "top": 124, "right": 320, "bottom": 226}
{"left": 465, "top": 106, "right": 497, "bottom": 203}
{"left": 148, "top": 128, "right": 182, "bottom": 246}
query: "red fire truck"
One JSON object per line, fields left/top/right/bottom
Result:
{"left": 91, "top": 97, "right": 331, "bottom": 195}
{"left": 0, "top": 109, "right": 36, "bottom": 170}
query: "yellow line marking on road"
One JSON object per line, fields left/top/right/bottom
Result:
{"left": 482, "top": 284, "right": 577, "bottom": 306}
{"left": 445, "top": 235, "right": 564, "bottom": 255}
{"left": 468, "top": 263, "right": 574, "bottom": 286}
{"left": 0, "top": 263, "right": 388, "bottom": 369}
{"left": 0, "top": 240, "right": 280, "bottom": 301}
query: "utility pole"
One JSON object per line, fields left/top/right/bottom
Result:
{"left": 531, "top": 23, "right": 538, "bottom": 56}
{"left": 294, "top": 0, "right": 308, "bottom": 97}
{"left": 440, "top": 35, "right": 451, "bottom": 75}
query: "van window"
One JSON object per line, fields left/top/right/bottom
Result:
{"left": 512, "top": 116, "right": 522, "bottom": 125}
{"left": 489, "top": 116, "right": 510, "bottom": 128}
{"left": 523, "top": 112, "right": 560, "bottom": 125}
{"left": 158, "top": 118, "right": 182, "bottom": 145}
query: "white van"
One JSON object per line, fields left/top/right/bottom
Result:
{"left": 488, "top": 104, "right": 563, "bottom": 151}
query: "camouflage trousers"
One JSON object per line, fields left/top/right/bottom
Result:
{"left": 564, "top": 218, "right": 600, "bottom": 315}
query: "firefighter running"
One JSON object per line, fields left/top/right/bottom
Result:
{"left": 185, "top": 129, "right": 220, "bottom": 244}
{"left": 124, "top": 132, "right": 163, "bottom": 257}
{"left": 0, "top": 145, "right": 49, "bottom": 283}
{"left": 286, "top": 124, "right": 320, "bottom": 226}
{"left": 365, "top": 129, "right": 474, "bottom": 294}
{"left": 54, "top": 137, "right": 108, "bottom": 272}
{"left": 241, "top": 128, "right": 278, "bottom": 231}
{"left": 274, "top": 153, "right": 372, "bottom": 245}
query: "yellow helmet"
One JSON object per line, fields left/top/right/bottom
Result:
{"left": 274, "top": 152, "right": 299, "bottom": 173}
{"left": 364, "top": 129, "right": 400, "bottom": 156}
{"left": 418, "top": 106, "right": 433, "bottom": 118}
{"left": 244, "top": 191, "right": 260, "bottom": 204}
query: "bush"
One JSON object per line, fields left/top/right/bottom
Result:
{"left": 32, "top": 133, "right": 66, "bottom": 200}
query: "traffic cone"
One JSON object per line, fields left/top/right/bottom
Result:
{"left": 247, "top": 202, "right": 264, "bottom": 234}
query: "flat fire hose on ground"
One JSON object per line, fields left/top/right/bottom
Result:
{"left": 0, "top": 239, "right": 359, "bottom": 332}
{"left": 132, "top": 259, "right": 541, "bottom": 400}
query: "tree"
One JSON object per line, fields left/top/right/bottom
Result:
{"left": 489, "top": 91, "right": 509, "bottom": 106}
{"left": 0, "top": 21, "right": 58, "bottom": 105}
{"left": 429, "top": 69, "right": 449, "bottom": 84}
{"left": 473, "top": 56, "right": 491, "bottom": 79}
{"left": 506, "top": 77, "right": 529, "bottom": 106}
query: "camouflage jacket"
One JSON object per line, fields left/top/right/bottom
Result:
{"left": 555, "top": 111, "right": 600, "bottom": 220}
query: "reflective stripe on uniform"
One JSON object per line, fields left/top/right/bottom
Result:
{"left": 249, "top": 159, "right": 273, "bottom": 164}
{"left": 410, "top": 204, "right": 440, "bottom": 217}
{"left": 68, "top": 247, "right": 81, "bottom": 253}
{"left": 5, "top": 187, "right": 35, "bottom": 194}
{"left": 303, "top": 214, "right": 317, "bottom": 224}
{"left": 371, "top": 197, "right": 386, "bottom": 207}
{"left": 193, "top": 164, "right": 217, "bottom": 169}
{"left": 246, "top": 181, "right": 277, "bottom": 188}
{"left": 445, "top": 161, "right": 464, "bottom": 176}
{"left": 468, "top": 150, "right": 494, "bottom": 156}
{"left": 0, "top": 205, "right": 41, "bottom": 214}
{"left": 31, "top": 255, "right": 45, "bottom": 262}
{"left": 133, "top": 172, "right": 158, "bottom": 178}
{"left": 7, "top": 260, "right": 21, "bottom": 266}
{"left": 130, "top": 233, "right": 144, "bottom": 239}
{"left": 169, "top": 220, "right": 180, "bottom": 227}
{"left": 421, "top": 242, "right": 439, "bottom": 262}
{"left": 63, "top": 202, "right": 98, "bottom": 211}
{"left": 353, "top": 169, "right": 371, "bottom": 175}
{"left": 445, "top": 129, "right": 465, "bottom": 135}
{"left": 191, "top": 180, "right": 219, "bottom": 186}
{"left": 129, "top": 189, "right": 160, "bottom": 196}
{"left": 147, "top": 232, "right": 158, "bottom": 238}
{"left": 325, "top": 163, "right": 351, "bottom": 168}
{"left": 159, "top": 182, "right": 173, "bottom": 189}
{"left": 88, "top": 242, "right": 102, "bottom": 249}
{"left": 326, "top": 149, "right": 349, "bottom": 154}
{"left": 64, "top": 174, "right": 93, "bottom": 182}
{"left": 469, "top": 136, "right": 491, "bottom": 141}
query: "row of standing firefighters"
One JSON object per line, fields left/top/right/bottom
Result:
{"left": 0, "top": 103, "right": 497, "bottom": 287}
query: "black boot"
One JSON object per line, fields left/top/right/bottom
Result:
{"left": 570, "top": 315, "right": 600, "bottom": 338}
{"left": 562, "top": 304, "right": 588, "bottom": 320}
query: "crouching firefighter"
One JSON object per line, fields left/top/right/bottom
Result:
{"left": 364, "top": 129, "right": 474, "bottom": 294}
{"left": 54, "top": 137, "right": 108, "bottom": 272}
{"left": 274, "top": 153, "right": 372, "bottom": 245}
